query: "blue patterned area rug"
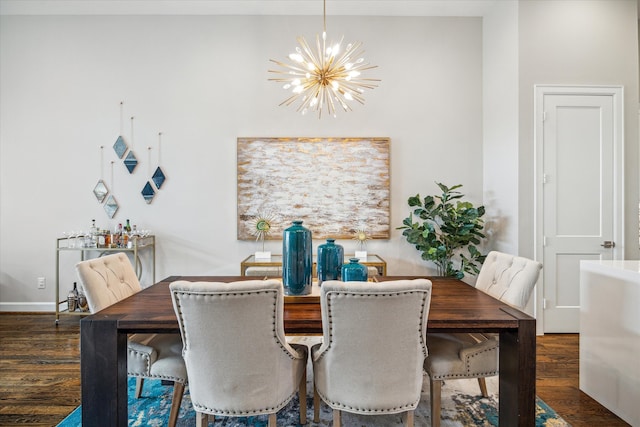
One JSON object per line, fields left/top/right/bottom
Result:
{"left": 58, "top": 372, "right": 569, "bottom": 427}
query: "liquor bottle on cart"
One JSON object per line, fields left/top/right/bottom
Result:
{"left": 88, "top": 219, "right": 98, "bottom": 248}
{"left": 114, "top": 223, "right": 123, "bottom": 247}
{"left": 67, "top": 282, "right": 78, "bottom": 312}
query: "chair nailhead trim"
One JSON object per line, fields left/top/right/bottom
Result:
{"left": 192, "top": 390, "right": 297, "bottom": 415}
{"left": 316, "top": 389, "right": 420, "bottom": 413}
{"left": 129, "top": 373, "right": 187, "bottom": 383}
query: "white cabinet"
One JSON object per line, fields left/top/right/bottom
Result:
{"left": 580, "top": 260, "right": 640, "bottom": 426}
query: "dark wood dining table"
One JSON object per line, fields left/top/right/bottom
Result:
{"left": 80, "top": 275, "right": 536, "bottom": 426}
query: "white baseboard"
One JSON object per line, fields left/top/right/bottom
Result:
{"left": 0, "top": 302, "right": 55, "bottom": 312}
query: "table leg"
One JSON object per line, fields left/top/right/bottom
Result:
{"left": 499, "top": 318, "right": 536, "bottom": 426}
{"left": 81, "top": 317, "right": 128, "bottom": 426}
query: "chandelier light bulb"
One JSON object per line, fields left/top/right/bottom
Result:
{"left": 289, "top": 53, "right": 304, "bottom": 63}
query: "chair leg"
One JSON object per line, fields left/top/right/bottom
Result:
{"left": 405, "top": 410, "right": 415, "bottom": 427}
{"left": 430, "top": 379, "right": 442, "bottom": 427}
{"left": 333, "top": 409, "right": 341, "bottom": 427}
{"left": 298, "top": 366, "right": 307, "bottom": 424}
{"left": 195, "top": 412, "right": 208, "bottom": 427}
{"left": 168, "top": 381, "right": 186, "bottom": 427}
{"left": 268, "top": 413, "right": 277, "bottom": 427}
{"left": 477, "top": 377, "right": 489, "bottom": 397}
{"left": 135, "top": 377, "right": 144, "bottom": 398}
{"left": 313, "top": 384, "right": 320, "bottom": 422}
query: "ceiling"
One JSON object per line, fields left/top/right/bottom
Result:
{"left": 0, "top": 0, "right": 498, "bottom": 16}
{"left": 3, "top": 1, "right": 638, "bottom": 17}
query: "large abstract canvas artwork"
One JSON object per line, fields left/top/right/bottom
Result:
{"left": 237, "top": 137, "right": 390, "bottom": 240}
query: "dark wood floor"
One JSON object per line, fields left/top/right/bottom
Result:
{"left": 0, "top": 313, "right": 630, "bottom": 426}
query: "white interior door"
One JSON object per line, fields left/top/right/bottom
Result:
{"left": 535, "top": 86, "right": 624, "bottom": 334}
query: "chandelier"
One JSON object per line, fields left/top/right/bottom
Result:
{"left": 268, "top": 0, "right": 379, "bottom": 118}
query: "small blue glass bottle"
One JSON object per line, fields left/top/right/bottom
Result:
{"left": 282, "top": 220, "right": 312, "bottom": 295}
{"left": 341, "top": 257, "right": 368, "bottom": 282}
{"left": 317, "top": 239, "right": 344, "bottom": 285}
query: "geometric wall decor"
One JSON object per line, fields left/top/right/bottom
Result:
{"left": 104, "top": 194, "right": 119, "bottom": 218}
{"left": 141, "top": 181, "right": 155, "bottom": 204}
{"left": 141, "top": 132, "right": 168, "bottom": 204}
{"left": 123, "top": 115, "right": 138, "bottom": 174}
{"left": 93, "top": 146, "right": 109, "bottom": 204}
{"left": 113, "top": 136, "right": 128, "bottom": 158}
{"left": 124, "top": 151, "right": 138, "bottom": 173}
{"left": 93, "top": 179, "right": 108, "bottom": 203}
{"left": 151, "top": 166, "right": 166, "bottom": 189}
{"left": 99, "top": 102, "right": 171, "bottom": 213}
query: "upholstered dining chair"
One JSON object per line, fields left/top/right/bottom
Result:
{"left": 169, "top": 279, "right": 308, "bottom": 427}
{"left": 311, "top": 279, "right": 433, "bottom": 427}
{"left": 75, "top": 253, "right": 187, "bottom": 427}
{"left": 424, "top": 251, "right": 542, "bottom": 427}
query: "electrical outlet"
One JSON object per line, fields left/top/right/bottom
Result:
{"left": 37, "top": 277, "right": 46, "bottom": 289}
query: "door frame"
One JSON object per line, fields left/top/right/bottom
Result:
{"left": 533, "top": 85, "right": 625, "bottom": 335}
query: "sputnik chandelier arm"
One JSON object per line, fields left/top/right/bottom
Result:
{"left": 268, "top": 0, "right": 380, "bottom": 118}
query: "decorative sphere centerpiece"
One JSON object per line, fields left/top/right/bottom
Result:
{"left": 282, "top": 220, "right": 312, "bottom": 295}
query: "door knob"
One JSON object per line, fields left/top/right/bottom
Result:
{"left": 601, "top": 241, "right": 615, "bottom": 248}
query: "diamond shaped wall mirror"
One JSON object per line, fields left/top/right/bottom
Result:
{"left": 152, "top": 166, "right": 166, "bottom": 189}
{"left": 124, "top": 151, "right": 138, "bottom": 173}
{"left": 114, "top": 136, "right": 128, "bottom": 159}
{"left": 142, "top": 181, "right": 155, "bottom": 204}
{"left": 93, "top": 179, "right": 108, "bottom": 203}
{"left": 104, "top": 195, "right": 119, "bottom": 218}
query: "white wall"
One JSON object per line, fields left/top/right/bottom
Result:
{"left": 482, "top": 1, "right": 519, "bottom": 254}
{"left": 0, "top": 15, "right": 485, "bottom": 308}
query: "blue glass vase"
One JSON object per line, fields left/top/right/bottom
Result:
{"left": 282, "top": 220, "right": 312, "bottom": 295}
{"left": 341, "top": 257, "right": 368, "bottom": 282}
{"left": 317, "top": 239, "right": 344, "bottom": 285}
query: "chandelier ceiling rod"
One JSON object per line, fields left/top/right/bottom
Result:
{"left": 323, "top": 0, "right": 326, "bottom": 33}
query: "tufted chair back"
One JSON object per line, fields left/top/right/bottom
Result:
{"left": 311, "top": 279, "right": 432, "bottom": 426}
{"left": 76, "top": 253, "right": 187, "bottom": 427}
{"left": 169, "top": 279, "right": 308, "bottom": 426}
{"left": 475, "top": 251, "right": 543, "bottom": 309}
{"left": 75, "top": 252, "right": 141, "bottom": 313}
{"left": 424, "top": 251, "right": 542, "bottom": 427}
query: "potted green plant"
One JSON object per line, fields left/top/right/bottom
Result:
{"left": 398, "top": 182, "right": 486, "bottom": 279}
